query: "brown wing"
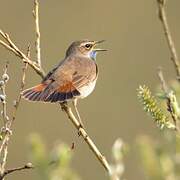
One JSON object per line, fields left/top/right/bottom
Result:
{"left": 51, "top": 56, "right": 98, "bottom": 90}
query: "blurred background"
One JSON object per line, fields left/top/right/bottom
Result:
{"left": 0, "top": 0, "right": 180, "bottom": 179}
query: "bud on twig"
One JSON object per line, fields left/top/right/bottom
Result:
{"left": 0, "top": 81, "right": 4, "bottom": 87}
{"left": 0, "top": 95, "right": 6, "bottom": 103}
{"left": 2, "top": 74, "right": 9, "bottom": 83}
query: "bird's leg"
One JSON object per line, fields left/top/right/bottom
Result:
{"left": 60, "top": 101, "right": 68, "bottom": 111}
{"left": 72, "top": 99, "right": 84, "bottom": 129}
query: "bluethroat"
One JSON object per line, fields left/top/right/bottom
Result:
{"left": 22, "top": 40, "right": 106, "bottom": 127}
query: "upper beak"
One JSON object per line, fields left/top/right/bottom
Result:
{"left": 94, "top": 40, "right": 107, "bottom": 51}
{"left": 95, "top": 40, "right": 106, "bottom": 44}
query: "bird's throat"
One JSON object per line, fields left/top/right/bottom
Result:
{"left": 90, "top": 51, "right": 97, "bottom": 60}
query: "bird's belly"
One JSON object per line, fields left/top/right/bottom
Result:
{"left": 78, "top": 80, "right": 97, "bottom": 99}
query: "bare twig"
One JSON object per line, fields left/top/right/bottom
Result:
{"left": 158, "top": 68, "right": 180, "bottom": 131}
{"left": 0, "top": 30, "right": 45, "bottom": 78}
{"left": 158, "top": 67, "right": 168, "bottom": 94}
{"left": 0, "top": 46, "right": 31, "bottom": 179}
{"left": 12, "top": 44, "right": 30, "bottom": 122}
{"left": 0, "top": 163, "right": 34, "bottom": 180}
{"left": 0, "top": 62, "right": 10, "bottom": 177}
{"left": 156, "top": 0, "right": 180, "bottom": 80}
{"left": 33, "top": 0, "right": 41, "bottom": 67}
{"left": 0, "top": 62, "right": 9, "bottom": 126}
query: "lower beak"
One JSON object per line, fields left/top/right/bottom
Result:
{"left": 94, "top": 40, "right": 107, "bottom": 51}
{"left": 94, "top": 48, "right": 107, "bottom": 52}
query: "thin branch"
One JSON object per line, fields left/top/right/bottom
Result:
{"left": 12, "top": 44, "right": 30, "bottom": 122}
{"left": 158, "top": 67, "right": 168, "bottom": 94}
{"left": 0, "top": 46, "right": 30, "bottom": 178}
{"left": 158, "top": 67, "right": 180, "bottom": 131}
{"left": 1, "top": 140, "right": 8, "bottom": 179}
{"left": 0, "top": 30, "right": 45, "bottom": 78}
{"left": 33, "top": 0, "right": 41, "bottom": 67}
{"left": 0, "top": 163, "right": 34, "bottom": 180}
{"left": 0, "top": 62, "right": 9, "bottom": 125}
{"left": 156, "top": 0, "right": 180, "bottom": 80}
{"left": 0, "top": 62, "right": 10, "bottom": 177}
{"left": 60, "top": 102, "right": 111, "bottom": 173}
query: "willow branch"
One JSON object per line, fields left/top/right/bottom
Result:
{"left": 0, "top": 62, "right": 10, "bottom": 177}
{"left": 0, "top": 46, "right": 31, "bottom": 179}
{"left": 158, "top": 67, "right": 180, "bottom": 131}
{"left": 0, "top": 62, "right": 9, "bottom": 126}
{"left": 156, "top": 0, "right": 180, "bottom": 80}
{"left": 33, "top": 0, "right": 41, "bottom": 67}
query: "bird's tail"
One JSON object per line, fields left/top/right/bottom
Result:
{"left": 22, "top": 83, "right": 80, "bottom": 102}
{"left": 22, "top": 84, "right": 47, "bottom": 102}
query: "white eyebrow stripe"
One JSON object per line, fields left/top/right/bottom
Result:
{"left": 81, "top": 42, "right": 94, "bottom": 46}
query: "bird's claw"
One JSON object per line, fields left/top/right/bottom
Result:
{"left": 60, "top": 101, "right": 68, "bottom": 111}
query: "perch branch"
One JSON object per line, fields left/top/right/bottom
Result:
{"left": 33, "top": 0, "right": 41, "bottom": 67}
{"left": 60, "top": 102, "right": 111, "bottom": 173}
{"left": 156, "top": 0, "right": 180, "bottom": 80}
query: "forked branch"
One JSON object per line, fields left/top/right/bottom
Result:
{"left": 0, "top": 30, "right": 45, "bottom": 78}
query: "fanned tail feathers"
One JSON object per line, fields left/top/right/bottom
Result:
{"left": 22, "top": 84, "right": 80, "bottom": 103}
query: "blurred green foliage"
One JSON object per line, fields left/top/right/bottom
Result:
{"left": 29, "top": 133, "right": 81, "bottom": 180}
{"left": 27, "top": 132, "right": 180, "bottom": 180}
{"left": 28, "top": 135, "right": 129, "bottom": 180}
{"left": 136, "top": 131, "right": 180, "bottom": 180}
{"left": 137, "top": 79, "right": 180, "bottom": 180}
{"left": 110, "top": 138, "right": 128, "bottom": 180}
{"left": 137, "top": 85, "right": 176, "bottom": 130}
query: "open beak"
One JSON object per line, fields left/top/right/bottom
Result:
{"left": 94, "top": 40, "right": 107, "bottom": 51}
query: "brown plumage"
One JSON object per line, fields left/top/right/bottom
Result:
{"left": 22, "top": 40, "right": 106, "bottom": 103}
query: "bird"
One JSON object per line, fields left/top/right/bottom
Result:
{"left": 22, "top": 39, "right": 106, "bottom": 127}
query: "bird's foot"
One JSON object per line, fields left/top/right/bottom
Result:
{"left": 60, "top": 101, "right": 68, "bottom": 111}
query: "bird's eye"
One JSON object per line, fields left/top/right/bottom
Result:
{"left": 85, "top": 44, "right": 92, "bottom": 49}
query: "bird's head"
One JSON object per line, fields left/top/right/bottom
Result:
{"left": 66, "top": 40, "right": 107, "bottom": 60}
